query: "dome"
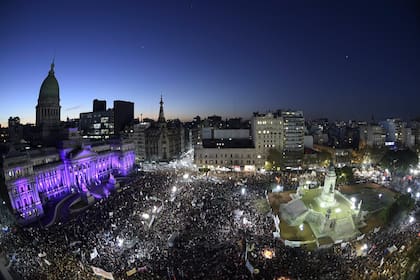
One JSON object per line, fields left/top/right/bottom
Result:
{"left": 38, "top": 63, "right": 59, "bottom": 102}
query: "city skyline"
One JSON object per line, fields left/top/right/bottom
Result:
{"left": 1, "top": 0, "right": 419, "bottom": 127}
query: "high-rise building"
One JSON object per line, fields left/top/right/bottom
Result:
{"left": 93, "top": 99, "right": 106, "bottom": 112}
{"left": 114, "top": 100, "right": 134, "bottom": 134}
{"left": 380, "top": 118, "right": 406, "bottom": 148}
{"left": 251, "top": 112, "right": 283, "bottom": 167}
{"left": 251, "top": 110, "right": 304, "bottom": 169}
{"left": 280, "top": 110, "right": 305, "bottom": 168}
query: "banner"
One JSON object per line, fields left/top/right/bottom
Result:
{"left": 91, "top": 266, "right": 114, "bottom": 280}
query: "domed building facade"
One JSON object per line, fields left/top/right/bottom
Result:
{"left": 36, "top": 61, "right": 61, "bottom": 127}
{"left": 35, "top": 61, "right": 61, "bottom": 144}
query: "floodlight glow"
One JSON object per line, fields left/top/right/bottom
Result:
{"left": 409, "top": 216, "right": 415, "bottom": 224}
{"left": 172, "top": 186, "right": 177, "bottom": 193}
{"left": 362, "top": 244, "right": 368, "bottom": 250}
{"left": 416, "top": 192, "right": 420, "bottom": 198}
{"left": 183, "top": 173, "right": 189, "bottom": 179}
{"left": 152, "top": 206, "right": 157, "bottom": 213}
{"left": 142, "top": 213, "right": 150, "bottom": 220}
{"left": 335, "top": 208, "right": 341, "bottom": 213}
{"left": 351, "top": 197, "right": 356, "bottom": 202}
{"left": 241, "top": 187, "right": 246, "bottom": 195}
{"left": 299, "top": 224, "right": 304, "bottom": 231}
{"left": 407, "top": 188, "right": 412, "bottom": 193}
{"left": 378, "top": 193, "right": 383, "bottom": 199}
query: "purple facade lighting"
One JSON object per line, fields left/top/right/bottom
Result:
{"left": 3, "top": 142, "right": 135, "bottom": 224}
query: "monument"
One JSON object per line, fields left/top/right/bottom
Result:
{"left": 280, "top": 162, "right": 366, "bottom": 243}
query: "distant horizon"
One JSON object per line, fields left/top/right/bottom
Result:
{"left": 1, "top": 101, "right": 419, "bottom": 128}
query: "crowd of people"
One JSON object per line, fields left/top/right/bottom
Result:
{"left": 0, "top": 162, "right": 419, "bottom": 279}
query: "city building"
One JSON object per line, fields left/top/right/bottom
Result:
{"left": 251, "top": 110, "right": 304, "bottom": 169}
{"left": 194, "top": 139, "right": 256, "bottom": 171}
{"left": 251, "top": 112, "right": 283, "bottom": 167}
{"left": 1, "top": 140, "right": 135, "bottom": 224}
{"left": 93, "top": 99, "right": 107, "bottom": 112}
{"left": 194, "top": 125, "right": 255, "bottom": 171}
{"left": 128, "top": 122, "right": 151, "bottom": 162}
{"left": 280, "top": 110, "right": 305, "bottom": 168}
{"left": 359, "top": 124, "right": 386, "bottom": 148}
{"left": 113, "top": 100, "right": 134, "bottom": 135}
{"left": 79, "top": 109, "right": 115, "bottom": 139}
{"left": 7, "top": 117, "right": 23, "bottom": 144}
{"left": 35, "top": 61, "right": 61, "bottom": 142}
{"left": 143, "top": 97, "right": 185, "bottom": 161}
{"left": 380, "top": 118, "right": 406, "bottom": 148}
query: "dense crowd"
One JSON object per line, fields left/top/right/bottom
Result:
{"left": 0, "top": 163, "right": 419, "bottom": 280}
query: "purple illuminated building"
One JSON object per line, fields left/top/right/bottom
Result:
{"left": 1, "top": 141, "right": 135, "bottom": 224}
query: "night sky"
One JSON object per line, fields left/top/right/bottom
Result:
{"left": 0, "top": 0, "right": 419, "bottom": 127}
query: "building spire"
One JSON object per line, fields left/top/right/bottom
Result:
{"left": 49, "top": 57, "right": 55, "bottom": 75}
{"left": 158, "top": 95, "right": 165, "bottom": 123}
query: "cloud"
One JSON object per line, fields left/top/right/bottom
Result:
{"left": 65, "top": 105, "right": 82, "bottom": 111}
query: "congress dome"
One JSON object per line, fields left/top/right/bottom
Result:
{"left": 38, "top": 62, "right": 59, "bottom": 102}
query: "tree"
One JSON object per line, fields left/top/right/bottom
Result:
{"left": 266, "top": 148, "right": 282, "bottom": 170}
{"left": 317, "top": 151, "right": 332, "bottom": 166}
{"left": 336, "top": 166, "right": 354, "bottom": 185}
{"left": 380, "top": 149, "right": 418, "bottom": 173}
